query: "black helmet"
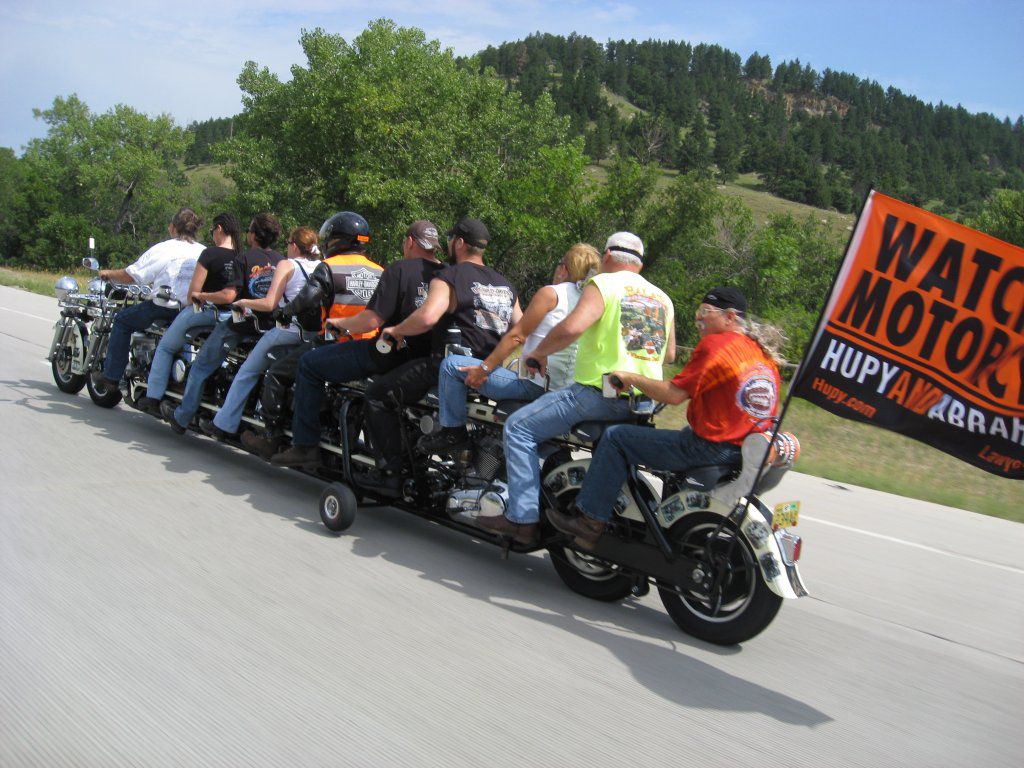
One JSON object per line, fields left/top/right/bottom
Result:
{"left": 319, "top": 211, "right": 370, "bottom": 254}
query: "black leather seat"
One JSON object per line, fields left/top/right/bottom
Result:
{"left": 493, "top": 399, "right": 532, "bottom": 421}
{"left": 675, "top": 464, "right": 740, "bottom": 492}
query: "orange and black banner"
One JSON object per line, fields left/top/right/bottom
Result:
{"left": 791, "top": 191, "right": 1024, "bottom": 479}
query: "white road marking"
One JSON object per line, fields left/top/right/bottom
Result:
{"left": 802, "top": 515, "right": 1024, "bottom": 575}
{"left": 0, "top": 306, "right": 53, "bottom": 323}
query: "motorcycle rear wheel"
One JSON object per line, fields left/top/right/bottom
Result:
{"left": 657, "top": 512, "right": 781, "bottom": 645}
{"left": 86, "top": 371, "right": 123, "bottom": 408}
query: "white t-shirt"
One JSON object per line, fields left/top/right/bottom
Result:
{"left": 125, "top": 238, "right": 206, "bottom": 302}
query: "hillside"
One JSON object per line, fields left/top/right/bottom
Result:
{"left": 473, "top": 33, "right": 1024, "bottom": 218}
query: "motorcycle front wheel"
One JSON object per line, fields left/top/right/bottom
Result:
{"left": 86, "top": 371, "right": 123, "bottom": 408}
{"left": 657, "top": 512, "right": 782, "bottom": 645}
{"left": 51, "top": 323, "right": 87, "bottom": 394}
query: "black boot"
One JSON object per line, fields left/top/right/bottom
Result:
{"left": 417, "top": 426, "right": 470, "bottom": 455}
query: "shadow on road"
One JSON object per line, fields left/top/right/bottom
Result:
{"left": 9, "top": 376, "right": 832, "bottom": 727}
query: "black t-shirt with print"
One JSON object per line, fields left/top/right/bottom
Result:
{"left": 235, "top": 247, "right": 285, "bottom": 300}
{"left": 430, "top": 261, "right": 517, "bottom": 359}
{"left": 196, "top": 246, "right": 240, "bottom": 299}
{"left": 366, "top": 258, "right": 445, "bottom": 358}
{"left": 233, "top": 247, "right": 285, "bottom": 330}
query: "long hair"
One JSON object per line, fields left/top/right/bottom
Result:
{"left": 741, "top": 315, "right": 788, "bottom": 368}
{"left": 212, "top": 212, "right": 242, "bottom": 256}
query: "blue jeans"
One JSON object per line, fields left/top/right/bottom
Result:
{"left": 102, "top": 300, "right": 178, "bottom": 381}
{"left": 503, "top": 383, "right": 634, "bottom": 524}
{"left": 173, "top": 320, "right": 240, "bottom": 427}
{"left": 212, "top": 326, "right": 302, "bottom": 434}
{"left": 438, "top": 354, "right": 545, "bottom": 427}
{"left": 575, "top": 425, "right": 743, "bottom": 522}
{"left": 145, "top": 306, "right": 222, "bottom": 400}
{"left": 291, "top": 339, "right": 376, "bottom": 447}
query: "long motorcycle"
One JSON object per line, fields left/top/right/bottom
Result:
{"left": 47, "top": 264, "right": 808, "bottom": 645}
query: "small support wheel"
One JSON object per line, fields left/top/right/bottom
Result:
{"left": 319, "top": 483, "right": 357, "bottom": 533}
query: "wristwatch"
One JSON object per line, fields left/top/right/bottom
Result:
{"left": 480, "top": 362, "right": 491, "bottom": 373}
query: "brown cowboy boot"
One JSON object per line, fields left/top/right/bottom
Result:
{"left": 476, "top": 514, "right": 539, "bottom": 546}
{"left": 546, "top": 505, "right": 606, "bottom": 550}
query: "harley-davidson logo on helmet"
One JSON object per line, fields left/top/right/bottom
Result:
{"left": 347, "top": 268, "right": 380, "bottom": 302}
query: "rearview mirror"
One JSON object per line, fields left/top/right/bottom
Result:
{"left": 81, "top": 257, "right": 100, "bottom": 271}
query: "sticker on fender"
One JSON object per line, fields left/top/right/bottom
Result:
{"left": 772, "top": 501, "right": 800, "bottom": 530}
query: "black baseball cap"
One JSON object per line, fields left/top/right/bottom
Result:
{"left": 702, "top": 286, "right": 747, "bottom": 314}
{"left": 448, "top": 218, "right": 490, "bottom": 249}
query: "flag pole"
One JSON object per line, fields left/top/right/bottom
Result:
{"left": 736, "top": 185, "right": 877, "bottom": 514}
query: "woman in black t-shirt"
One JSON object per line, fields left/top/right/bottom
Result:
{"left": 139, "top": 213, "right": 243, "bottom": 410}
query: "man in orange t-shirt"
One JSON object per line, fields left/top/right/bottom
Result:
{"left": 548, "top": 286, "right": 781, "bottom": 549}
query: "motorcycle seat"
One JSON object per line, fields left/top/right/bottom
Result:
{"left": 675, "top": 464, "right": 740, "bottom": 492}
{"left": 493, "top": 399, "right": 532, "bottom": 421}
{"left": 571, "top": 417, "right": 646, "bottom": 444}
{"left": 228, "top": 337, "right": 261, "bottom": 356}
{"left": 183, "top": 327, "right": 212, "bottom": 345}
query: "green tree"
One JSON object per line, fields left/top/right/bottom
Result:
{"left": 678, "top": 112, "right": 712, "bottom": 176}
{"left": 221, "top": 20, "right": 594, "bottom": 288}
{"left": 965, "top": 189, "right": 1024, "bottom": 247}
{"left": 11, "top": 95, "right": 194, "bottom": 269}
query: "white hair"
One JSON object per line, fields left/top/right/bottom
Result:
{"left": 738, "top": 314, "right": 788, "bottom": 368}
{"left": 607, "top": 250, "right": 642, "bottom": 268}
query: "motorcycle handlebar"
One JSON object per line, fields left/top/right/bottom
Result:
{"left": 377, "top": 331, "right": 404, "bottom": 355}
{"left": 524, "top": 357, "right": 542, "bottom": 372}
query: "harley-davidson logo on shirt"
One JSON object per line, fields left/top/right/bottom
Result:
{"left": 347, "top": 268, "right": 380, "bottom": 302}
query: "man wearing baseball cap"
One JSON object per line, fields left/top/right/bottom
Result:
{"left": 256, "top": 219, "right": 445, "bottom": 466}
{"left": 479, "top": 231, "right": 676, "bottom": 545}
{"left": 364, "top": 217, "right": 522, "bottom": 487}
{"left": 548, "top": 286, "right": 783, "bottom": 549}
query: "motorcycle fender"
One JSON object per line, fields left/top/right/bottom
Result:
{"left": 542, "top": 458, "right": 649, "bottom": 523}
{"left": 48, "top": 319, "right": 89, "bottom": 374}
{"left": 739, "top": 498, "right": 808, "bottom": 600}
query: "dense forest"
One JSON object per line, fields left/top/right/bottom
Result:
{"left": 474, "top": 33, "right": 1024, "bottom": 215}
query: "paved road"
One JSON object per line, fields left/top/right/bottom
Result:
{"left": 1, "top": 285, "right": 1021, "bottom": 767}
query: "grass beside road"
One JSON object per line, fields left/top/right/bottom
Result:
{"left": 2, "top": 265, "right": 1019, "bottom": 523}
{"left": 0, "top": 266, "right": 93, "bottom": 296}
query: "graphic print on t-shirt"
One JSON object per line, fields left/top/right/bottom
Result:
{"left": 737, "top": 363, "right": 779, "bottom": 421}
{"left": 471, "top": 282, "right": 515, "bottom": 333}
{"left": 619, "top": 287, "right": 668, "bottom": 361}
{"left": 248, "top": 263, "right": 276, "bottom": 299}
{"left": 414, "top": 282, "right": 429, "bottom": 308}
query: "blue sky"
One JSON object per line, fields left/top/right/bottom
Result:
{"left": 1, "top": 0, "right": 1021, "bottom": 152}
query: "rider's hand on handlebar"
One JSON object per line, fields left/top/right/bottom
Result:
{"left": 524, "top": 355, "right": 548, "bottom": 377}
{"left": 380, "top": 326, "right": 404, "bottom": 345}
{"left": 461, "top": 365, "right": 488, "bottom": 389}
{"left": 609, "top": 370, "right": 630, "bottom": 393}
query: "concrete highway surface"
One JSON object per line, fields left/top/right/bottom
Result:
{"left": 1, "top": 285, "right": 1021, "bottom": 767}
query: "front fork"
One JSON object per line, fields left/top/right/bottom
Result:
{"left": 82, "top": 318, "right": 111, "bottom": 373}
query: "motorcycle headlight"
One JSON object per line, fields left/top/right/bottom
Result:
{"left": 88, "top": 277, "right": 105, "bottom": 294}
{"left": 54, "top": 276, "right": 79, "bottom": 299}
